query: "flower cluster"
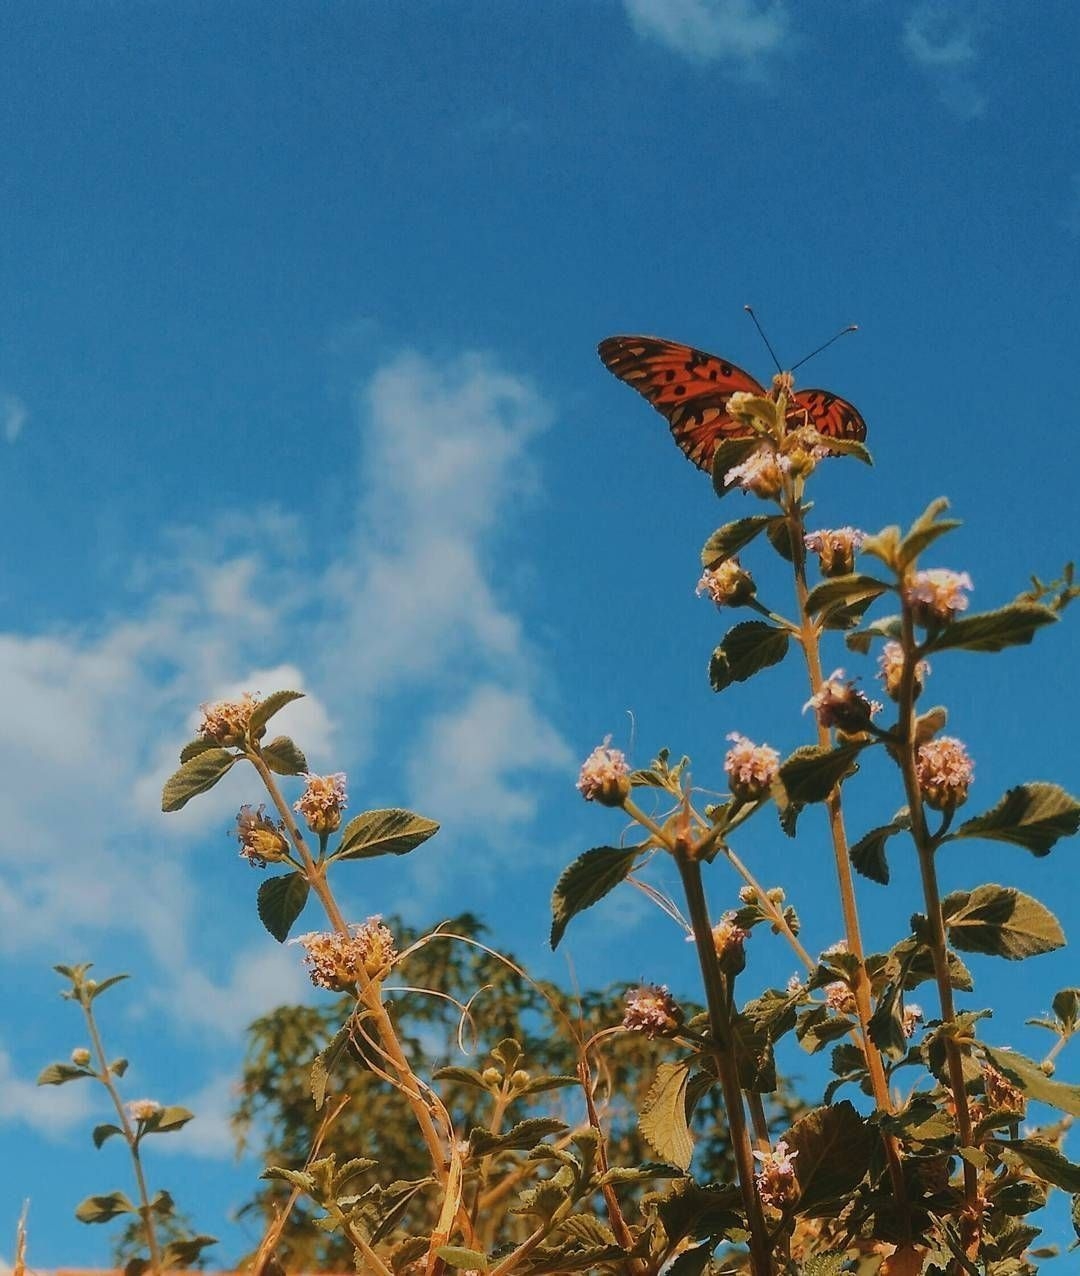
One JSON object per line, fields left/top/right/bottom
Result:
{"left": 905, "top": 568, "right": 972, "bottom": 625}
{"left": 199, "top": 692, "right": 259, "bottom": 747}
{"left": 915, "top": 736, "right": 974, "bottom": 810}
{"left": 805, "top": 671, "right": 881, "bottom": 734}
{"left": 697, "top": 559, "right": 755, "bottom": 607}
{"left": 983, "top": 1065, "right": 1026, "bottom": 1117}
{"left": 234, "top": 804, "right": 290, "bottom": 868}
{"left": 576, "top": 738, "right": 630, "bottom": 807}
{"left": 294, "top": 772, "right": 349, "bottom": 836}
{"left": 754, "top": 1139, "right": 800, "bottom": 1209}
{"left": 877, "top": 641, "right": 930, "bottom": 701}
{"left": 295, "top": 917, "right": 398, "bottom": 991}
{"left": 902, "top": 1003, "right": 924, "bottom": 1038}
{"left": 724, "top": 448, "right": 787, "bottom": 499}
{"left": 724, "top": 732, "right": 780, "bottom": 802}
{"left": 824, "top": 981, "right": 857, "bottom": 1016}
{"left": 804, "top": 526, "right": 864, "bottom": 577}
{"left": 622, "top": 984, "right": 683, "bottom": 1038}
{"left": 711, "top": 911, "right": 750, "bottom": 972}
{"left": 126, "top": 1099, "right": 162, "bottom": 1123}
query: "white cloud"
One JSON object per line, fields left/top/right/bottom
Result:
{"left": 407, "top": 684, "right": 574, "bottom": 831}
{"left": 160, "top": 1071, "right": 241, "bottom": 1159}
{"left": 903, "top": 3, "right": 985, "bottom": 118}
{"left": 165, "top": 944, "right": 310, "bottom": 1039}
{"left": 623, "top": 0, "right": 787, "bottom": 67}
{"left": 1, "top": 393, "right": 27, "bottom": 443}
{"left": 0, "top": 1042, "right": 93, "bottom": 1138}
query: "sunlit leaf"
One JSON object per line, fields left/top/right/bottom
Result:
{"left": 925, "top": 602, "right": 1057, "bottom": 654}
{"left": 75, "top": 1191, "right": 135, "bottom": 1223}
{"left": 249, "top": 690, "right": 305, "bottom": 734}
{"left": 550, "top": 845, "right": 642, "bottom": 949}
{"left": 942, "top": 884, "right": 1064, "bottom": 960}
{"left": 949, "top": 782, "right": 1080, "bottom": 856}
{"left": 261, "top": 735, "right": 308, "bottom": 776}
{"left": 785, "top": 1100, "right": 873, "bottom": 1213}
{"left": 333, "top": 808, "right": 440, "bottom": 862}
{"left": 639, "top": 1060, "right": 694, "bottom": 1171}
{"left": 700, "top": 515, "right": 777, "bottom": 568}
{"left": 981, "top": 1046, "right": 1080, "bottom": 1116}
{"left": 161, "top": 748, "right": 237, "bottom": 812}
{"left": 709, "top": 620, "right": 790, "bottom": 692}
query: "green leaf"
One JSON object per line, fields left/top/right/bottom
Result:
{"left": 779, "top": 743, "right": 863, "bottom": 806}
{"left": 709, "top": 620, "right": 790, "bottom": 692}
{"left": 89, "top": 973, "right": 130, "bottom": 1000}
{"left": 950, "top": 783, "right": 1080, "bottom": 857}
{"left": 110, "top": 1057, "right": 129, "bottom": 1077}
{"left": 248, "top": 689, "right": 305, "bottom": 734}
{"left": 162, "top": 1236, "right": 218, "bottom": 1267}
{"left": 700, "top": 515, "right": 777, "bottom": 568}
{"left": 519, "top": 1074, "right": 581, "bottom": 1096}
{"left": 261, "top": 735, "right": 308, "bottom": 776}
{"left": 550, "top": 845, "right": 642, "bottom": 948}
{"left": 92, "top": 1123, "right": 123, "bottom": 1148}
{"left": 784, "top": 1100, "right": 873, "bottom": 1214}
{"left": 257, "top": 872, "right": 310, "bottom": 943}
{"left": 432, "top": 1065, "right": 491, "bottom": 1090}
{"left": 730, "top": 1011, "right": 777, "bottom": 1092}
{"left": 332, "top": 808, "right": 440, "bottom": 862}
{"left": 468, "top": 1117, "right": 566, "bottom": 1158}
{"left": 161, "top": 748, "right": 237, "bottom": 812}
{"left": 75, "top": 1191, "right": 135, "bottom": 1223}
{"left": 803, "top": 1253, "right": 850, "bottom": 1276}
{"left": 925, "top": 602, "right": 1057, "bottom": 653}
{"left": 262, "top": 1165, "right": 316, "bottom": 1191}
{"left": 897, "top": 497, "right": 961, "bottom": 567}
{"left": 311, "top": 1024, "right": 352, "bottom": 1111}
{"left": 179, "top": 737, "right": 219, "bottom": 764}
{"left": 1052, "top": 988, "right": 1080, "bottom": 1035}
{"left": 639, "top": 1061, "right": 693, "bottom": 1171}
{"left": 1072, "top": 1193, "right": 1080, "bottom": 1244}
{"left": 436, "top": 1246, "right": 489, "bottom": 1271}
{"left": 143, "top": 1105, "right": 194, "bottom": 1134}
{"left": 795, "top": 1005, "right": 855, "bottom": 1055}
{"left": 667, "top": 1245, "right": 714, "bottom": 1276}
{"left": 981, "top": 1046, "right": 1080, "bottom": 1117}
{"left": 942, "top": 884, "right": 1064, "bottom": 960}
{"left": 804, "top": 573, "right": 890, "bottom": 619}
{"left": 850, "top": 813, "right": 910, "bottom": 885}
{"left": 711, "top": 437, "right": 770, "bottom": 497}
{"left": 768, "top": 516, "right": 794, "bottom": 561}
{"left": 845, "top": 613, "right": 902, "bottom": 654}
{"left": 37, "top": 1062, "right": 92, "bottom": 1086}
{"left": 1004, "top": 1139, "right": 1080, "bottom": 1193}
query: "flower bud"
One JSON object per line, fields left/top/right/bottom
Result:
{"left": 915, "top": 736, "right": 973, "bottom": 811}
{"left": 804, "top": 527, "right": 865, "bottom": 578}
{"left": 510, "top": 1070, "right": 531, "bottom": 1090}
{"left": 576, "top": 737, "right": 631, "bottom": 807}
{"left": 481, "top": 1067, "right": 502, "bottom": 1086}
{"left": 71, "top": 1047, "right": 92, "bottom": 1067}
{"left": 126, "top": 1098, "right": 162, "bottom": 1123}
{"left": 697, "top": 560, "right": 756, "bottom": 608}
{"left": 294, "top": 773, "right": 348, "bottom": 836}
{"left": 199, "top": 692, "right": 260, "bottom": 747}
{"left": 711, "top": 911, "right": 750, "bottom": 975}
{"left": 904, "top": 569, "right": 972, "bottom": 627}
{"left": 804, "top": 670, "right": 881, "bottom": 734}
{"left": 754, "top": 1140, "right": 800, "bottom": 1210}
{"left": 724, "top": 447, "right": 786, "bottom": 500}
{"left": 724, "top": 732, "right": 780, "bottom": 802}
{"left": 622, "top": 984, "right": 684, "bottom": 1038}
{"left": 234, "top": 804, "right": 291, "bottom": 868}
{"left": 877, "top": 641, "right": 929, "bottom": 701}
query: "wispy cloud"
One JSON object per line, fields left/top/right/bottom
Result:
{"left": 903, "top": 2, "right": 986, "bottom": 119}
{"left": 623, "top": 0, "right": 787, "bottom": 68}
{"left": 0, "top": 1042, "right": 93, "bottom": 1138}
{"left": 1, "top": 393, "right": 27, "bottom": 443}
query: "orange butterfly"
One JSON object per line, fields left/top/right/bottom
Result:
{"left": 597, "top": 335, "right": 867, "bottom": 471}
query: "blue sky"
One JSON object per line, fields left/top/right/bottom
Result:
{"left": 3, "top": 0, "right": 1080, "bottom": 1265}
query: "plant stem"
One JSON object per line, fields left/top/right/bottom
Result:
{"left": 249, "top": 752, "right": 451, "bottom": 1190}
{"left": 676, "top": 847, "right": 773, "bottom": 1276}
{"left": 894, "top": 610, "right": 979, "bottom": 1214}
{"left": 720, "top": 845, "right": 816, "bottom": 972}
{"left": 81, "top": 996, "right": 163, "bottom": 1275}
{"left": 785, "top": 493, "right": 909, "bottom": 1222}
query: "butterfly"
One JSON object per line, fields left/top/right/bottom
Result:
{"left": 597, "top": 335, "right": 867, "bottom": 471}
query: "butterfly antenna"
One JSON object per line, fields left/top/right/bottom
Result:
{"left": 743, "top": 305, "right": 783, "bottom": 374}
{"left": 790, "top": 324, "right": 858, "bottom": 373}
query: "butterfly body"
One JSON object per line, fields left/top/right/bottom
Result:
{"left": 598, "top": 334, "right": 866, "bottom": 471}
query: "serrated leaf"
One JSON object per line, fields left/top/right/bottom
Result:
{"left": 779, "top": 743, "right": 863, "bottom": 805}
{"left": 75, "top": 1191, "right": 135, "bottom": 1223}
{"left": 820, "top": 436, "right": 872, "bottom": 465}
{"left": 144, "top": 1105, "right": 194, "bottom": 1134}
{"left": 709, "top": 620, "right": 790, "bottom": 692}
{"left": 161, "top": 748, "right": 237, "bottom": 812}
{"left": 981, "top": 1046, "right": 1080, "bottom": 1116}
{"left": 845, "top": 613, "right": 902, "bottom": 654}
{"left": 897, "top": 498, "right": 961, "bottom": 567}
{"left": 37, "top": 1062, "right": 92, "bottom": 1086}
{"left": 333, "top": 808, "right": 440, "bottom": 862}
{"left": 599, "top": 1162, "right": 686, "bottom": 1186}
{"left": 785, "top": 1100, "right": 873, "bottom": 1213}
{"left": 92, "top": 1123, "right": 123, "bottom": 1148}
{"left": 850, "top": 814, "right": 909, "bottom": 885}
{"left": 262, "top": 1165, "right": 316, "bottom": 1191}
{"left": 639, "top": 1060, "right": 694, "bottom": 1170}
{"left": 1004, "top": 1139, "right": 1080, "bottom": 1192}
{"left": 667, "top": 1244, "right": 714, "bottom": 1276}
{"left": 162, "top": 1237, "right": 218, "bottom": 1267}
{"left": 803, "top": 1252, "right": 850, "bottom": 1276}
{"left": 925, "top": 602, "right": 1057, "bottom": 653}
{"left": 261, "top": 735, "right": 308, "bottom": 776}
{"left": 950, "top": 782, "right": 1080, "bottom": 857}
{"left": 311, "top": 1023, "right": 352, "bottom": 1110}
{"left": 550, "top": 845, "right": 641, "bottom": 948}
{"left": 768, "top": 516, "right": 794, "bottom": 561}
{"left": 89, "top": 973, "right": 130, "bottom": 1001}
{"left": 943, "top": 884, "right": 1064, "bottom": 960}
{"left": 711, "top": 436, "right": 769, "bottom": 497}
{"left": 436, "top": 1246, "right": 489, "bottom": 1271}
{"left": 179, "top": 737, "right": 219, "bottom": 763}
{"left": 730, "top": 1011, "right": 776, "bottom": 1091}
{"left": 257, "top": 872, "right": 310, "bottom": 943}
{"left": 468, "top": 1117, "right": 566, "bottom": 1158}
{"left": 700, "top": 515, "right": 777, "bottom": 568}
{"left": 249, "top": 689, "right": 305, "bottom": 733}
{"left": 796, "top": 1005, "right": 855, "bottom": 1054}
{"left": 432, "top": 1065, "right": 491, "bottom": 1090}
{"left": 519, "top": 1073, "right": 580, "bottom": 1096}
{"left": 1052, "top": 988, "right": 1080, "bottom": 1035}
{"left": 804, "top": 573, "right": 890, "bottom": 618}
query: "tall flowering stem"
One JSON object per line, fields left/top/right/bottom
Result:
{"left": 894, "top": 605, "right": 980, "bottom": 1214}
{"left": 245, "top": 750, "right": 453, "bottom": 1197}
{"left": 781, "top": 474, "right": 910, "bottom": 1219}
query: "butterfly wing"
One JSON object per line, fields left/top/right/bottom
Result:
{"left": 598, "top": 335, "right": 767, "bottom": 470}
{"left": 790, "top": 389, "right": 867, "bottom": 443}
